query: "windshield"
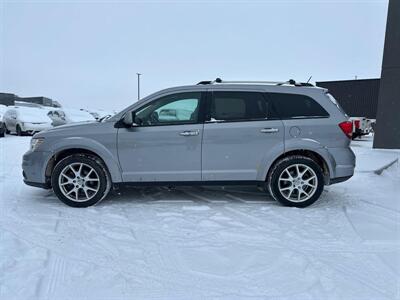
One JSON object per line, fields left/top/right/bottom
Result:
{"left": 326, "top": 92, "right": 348, "bottom": 118}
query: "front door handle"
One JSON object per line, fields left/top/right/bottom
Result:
{"left": 179, "top": 130, "right": 200, "bottom": 136}
{"left": 260, "top": 128, "right": 279, "bottom": 133}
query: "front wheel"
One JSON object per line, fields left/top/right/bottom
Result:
{"left": 51, "top": 154, "right": 111, "bottom": 207}
{"left": 268, "top": 156, "right": 325, "bottom": 208}
{"left": 16, "top": 124, "right": 24, "bottom": 136}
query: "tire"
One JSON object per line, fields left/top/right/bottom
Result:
{"left": 268, "top": 155, "right": 325, "bottom": 208}
{"left": 51, "top": 154, "right": 111, "bottom": 207}
{"left": 16, "top": 124, "right": 23, "bottom": 136}
{"left": 4, "top": 124, "right": 10, "bottom": 134}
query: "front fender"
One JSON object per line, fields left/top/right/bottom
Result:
{"left": 47, "top": 137, "right": 123, "bottom": 182}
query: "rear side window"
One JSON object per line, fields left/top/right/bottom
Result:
{"left": 210, "top": 91, "right": 277, "bottom": 121}
{"left": 267, "top": 93, "right": 329, "bottom": 119}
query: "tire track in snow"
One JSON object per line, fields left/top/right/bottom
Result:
{"left": 35, "top": 210, "right": 67, "bottom": 299}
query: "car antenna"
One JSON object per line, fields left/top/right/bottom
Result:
{"left": 306, "top": 76, "right": 312, "bottom": 83}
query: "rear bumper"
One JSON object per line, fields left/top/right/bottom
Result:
{"left": 327, "top": 147, "right": 356, "bottom": 180}
{"left": 329, "top": 175, "right": 352, "bottom": 185}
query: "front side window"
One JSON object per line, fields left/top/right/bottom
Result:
{"left": 267, "top": 93, "right": 329, "bottom": 119}
{"left": 135, "top": 92, "right": 201, "bottom": 126}
{"left": 210, "top": 91, "right": 277, "bottom": 122}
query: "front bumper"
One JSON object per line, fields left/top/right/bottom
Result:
{"left": 22, "top": 123, "right": 52, "bottom": 133}
{"left": 22, "top": 150, "right": 53, "bottom": 188}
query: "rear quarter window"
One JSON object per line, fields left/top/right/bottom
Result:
{"left": 267, "top": 93, "right": 329, "bottom": 119}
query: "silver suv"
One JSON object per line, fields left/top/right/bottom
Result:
{"left": 22, "top": 79, "right": 355, "bottom": 208}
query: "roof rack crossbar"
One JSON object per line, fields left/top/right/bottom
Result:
{"left": 196, "top": 78, "right": 313, "bottom": 87}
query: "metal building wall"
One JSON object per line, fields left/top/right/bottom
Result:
{"left": 373, "top": 0, "right": 400, "bottom": 149}
{"left": 20, "top": 97, "right": 54, "bottom": 107}
{"left": 0, "top": 93, "right": 18, "bottom": 106}
{"left": 316, "top": 79, "right": 380, "bottom": 118}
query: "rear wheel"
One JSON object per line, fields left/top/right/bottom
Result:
{"left": 51, "top": 154, "right": 111, "bottom": 207}
{"left": 4, "top": 124, "right": 10, "bottom": 134}
{"left": 268, "top": 156, "right": 324, "bottom": 208}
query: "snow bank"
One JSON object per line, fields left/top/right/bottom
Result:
{"left": 0, "top": 135, "right": 399, "bottom": 299}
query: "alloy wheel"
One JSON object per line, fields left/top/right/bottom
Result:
{"left": 278, "top": 163, "right": 318, "bottom": 202}
{"left": 58, "top": 162, "right": 100, "bottom": 202}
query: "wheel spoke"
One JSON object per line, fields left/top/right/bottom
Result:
{"left": 68, "top": 165, "right": 76, "bottom": 174}
{"left": 77, "top": 163, "right": 83, "bottom": 176}
{"left": 280, "top": 178, "right": 292, "bottom": 182}
{"left": 85, "top": 169, "right": 93, "bottom": 179}
{"left": 61, "top": 173, "right": 74, "bottom": 180}
{"left": 83, "top": 188, "right": 89, "bottom": 199}
{"left": 280, "top": 186, "right": 292, "bottom": 192}
{"left": 284, "top": 169, "right": 293, "bottom": 179}
{"left": 86, "top": 186, "right": 97, "bottom": 192}
{"left": 295, "top": 165, "right": 300, "bottom": 177}
{"left": 288, "top": 189, "right": 294, "bottom": 199}
{"left": 299, "top": 167, "right": 308, "bottom": 179}
{"left": 66, "top": 188, "right": 75, "bottom": 196}
{"left": 304, "top": 182, "right": 316, "bottom": 188}
{"left": 300, "top": 188, "right": 309, "bottom": 197}
{"left": 304, "top": 176, "right": 316, "bottom": 183}
{"left": 86, "top": 178, "right": 99, "bottom": 182}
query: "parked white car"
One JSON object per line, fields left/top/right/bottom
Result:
{"left": 80, "top": 108, "right": 116, "bottom": 120}
{"left": 0, "top": 104, "right": 7, "bottom": 137}
{"left": 47, "top": 108, "right": 96, "bottom": 126}
{"left": 3, "top": 106, "right": 53, "bottom": 135}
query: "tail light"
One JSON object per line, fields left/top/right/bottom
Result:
{"left": 354, "top": 120, "right": 360, "bottom": 129}
{"left": 339, "top": 121, "right": 353, "bottom": 139}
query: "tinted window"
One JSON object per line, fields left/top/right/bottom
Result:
{"left": 136, "top": 92, "right": 201, "bottom": 126}
{"left": 267, "top": 93, "right": 329, "bottom": 119}
{"left": 210, "top": 91, "right": 277, "bottom": 121}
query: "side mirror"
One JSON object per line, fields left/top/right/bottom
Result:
{"left": 122, "top": 111, "right": 138, "bottom": 127}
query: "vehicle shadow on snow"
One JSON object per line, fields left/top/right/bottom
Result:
{"left": 102, "top": 185, "right": 339, "bottom": 209}
{"left": 30, "top": 185, "right": 339, "bottom": 209}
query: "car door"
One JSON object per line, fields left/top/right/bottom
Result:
{"left": 202, "top": 90, "right": 284, "bottom": 181}
{"left": 117, "top": 92, "right": 205, "bottom": 182}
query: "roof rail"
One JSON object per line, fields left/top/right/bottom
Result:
{"left": 196, "top": 78, "right": 313, "bottom": 87}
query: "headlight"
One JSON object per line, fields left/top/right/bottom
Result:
{"left": 30, "top": 137, "right": 45, "bottom": 151}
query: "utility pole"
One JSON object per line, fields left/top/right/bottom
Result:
{"left": 136, "top": 73, "right": 142, "bottom": 100}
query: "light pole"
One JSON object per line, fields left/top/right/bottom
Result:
{"left": 136, "top": 73, "right": 142, "bottom": 100}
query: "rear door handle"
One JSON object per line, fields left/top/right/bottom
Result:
{"left": 179, "top": 130, "right": 199, "bottom": 136}
{"left": 260, "top": 128, "right": 279, "bottom": 133}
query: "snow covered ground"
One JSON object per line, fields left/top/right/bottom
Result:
{"left": 0, "top": 135, "right": 399, "bottom": 300}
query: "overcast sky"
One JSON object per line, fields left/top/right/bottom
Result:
{"left": 0, "top": 0, "right": 388, "bottom": 111}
